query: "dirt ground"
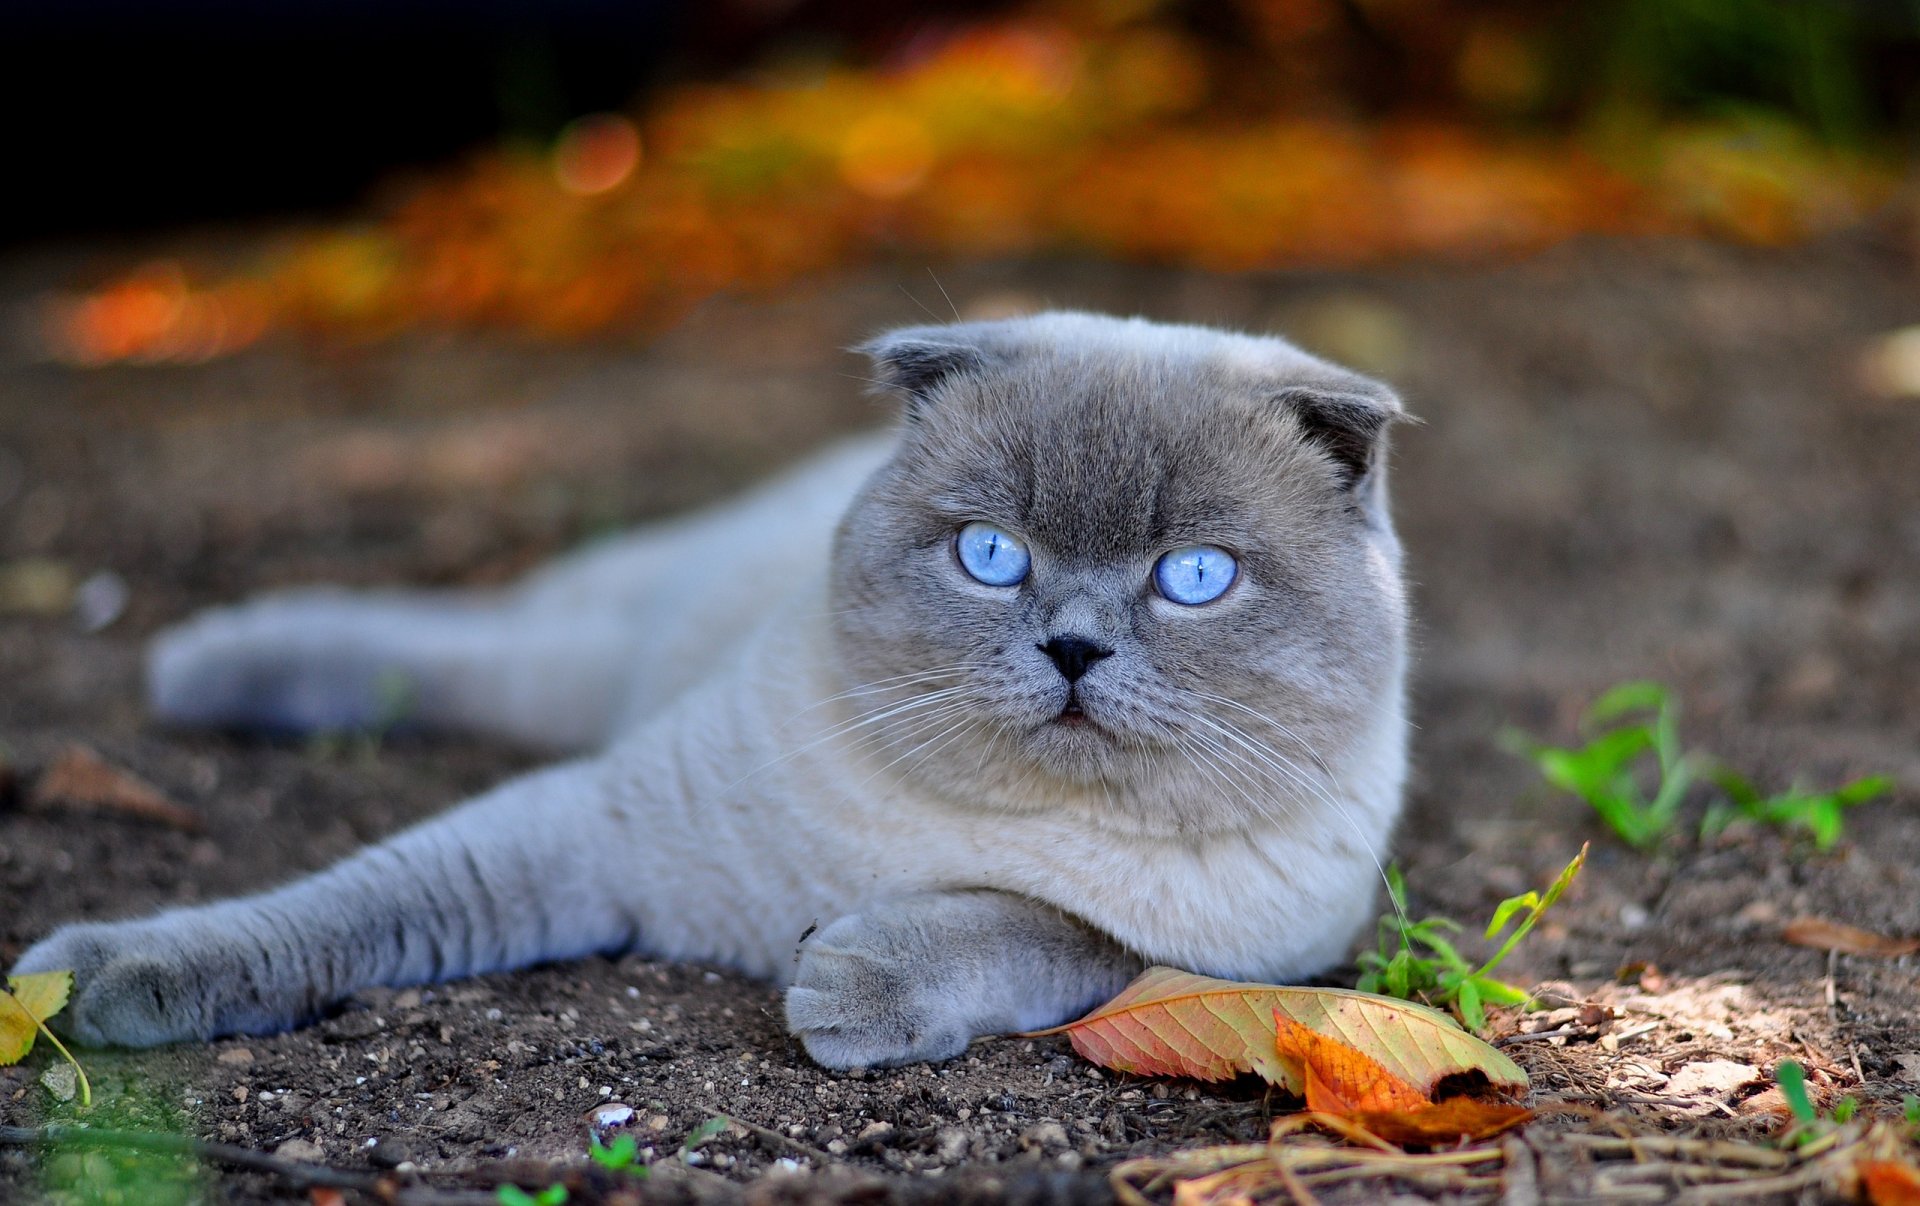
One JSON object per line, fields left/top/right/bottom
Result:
{"left": 1, "top": 237, "right": 1917, "bottom": 1204}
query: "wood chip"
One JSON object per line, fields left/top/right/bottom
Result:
{"left": 32, "top": 744, "right": 202, "bottom": 831}
{"left": 1783, "top": 916, "right": 1920, "bottom": 959}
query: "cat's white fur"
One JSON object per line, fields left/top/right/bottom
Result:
{"left": 18, "top": 312, "right": 1410, "bottom": 1068}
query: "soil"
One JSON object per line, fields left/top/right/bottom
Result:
{"left": 1, "top": 236, "right": 1917, "bottom": 1204}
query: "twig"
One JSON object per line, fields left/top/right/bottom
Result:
{"left": 1494, "top": 1025, "right": 1582, "bottom": 1046}
{"left": 1499, "top": 1133, "right": 1539, "bottom": 1206}
{"left": 692, "top": 1099, "right": 837, "bottom": 1166}
{"left": 0, "top": 1126, "right": 496, "bottom": 1204}
{"left": 1552, "top": 1134, "right": 1792, "bottom": 1169}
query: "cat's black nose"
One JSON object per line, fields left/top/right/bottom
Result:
{"left": 1038, "top": 636, "right": 1114, "bottom": 682}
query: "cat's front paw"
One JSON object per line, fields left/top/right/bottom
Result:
{"left": 784, "top": 913, "right": 979, "bottom": 1069}
{"left": 14, "top": 921, "right": 236, "bottom": 1048}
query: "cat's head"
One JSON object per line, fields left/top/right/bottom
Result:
{"left": 830, "top": 312, "right": 1409, "bottom": 836}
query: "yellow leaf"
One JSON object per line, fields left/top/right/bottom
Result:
{"left": 1, "top": 970, "right": 73, "bottom": 1063}
{"left": 1035, "top": 966, "right": 1527, "bottom": 1096}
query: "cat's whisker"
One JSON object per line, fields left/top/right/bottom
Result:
{"left": 1194, "top": 713, "right": 1407, "bottom": 931}
{"left": 1187, "top": 690, "right": 1335, "bottom": 778}
{"left": 781, "top": 665, "right": 982, "bottom": 725}
{"left": 1178, "top": 726, "right": 1297, "bottom": 827}
{"left": 707, "top": 685, "right": 977, "bottom": 804}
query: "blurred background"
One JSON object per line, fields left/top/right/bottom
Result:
{"left": 7, "top": 4, "right": 1920, "bottom": 1180}
{"left": 14, "top": 0, "right": 1920, "bottom": 365}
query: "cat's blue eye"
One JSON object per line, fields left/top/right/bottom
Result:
{"left": 955, "top": 522, "right": 1030, "bottom": 587}
{"left": 1154, "top": 545, "right": 1237, "bottom": 605}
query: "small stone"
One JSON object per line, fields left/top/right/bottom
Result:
{"left": 1667, "top": 1060, "right": 1762, "bottom": 1100}
{"left": 855, "top": 1121, "right": 893, "bottom": 1144}
{"left": 216, "top": 1047, "right": 256, "bottom": 1066}
{"left": 586, "top": 1101, "right": 636, "bottom": 1131}
{"left": 933, "top": 1127, "right": 969, "bottom": 1163}
{"left": 647, "top": 1114, "right": 671, "bottom": 1132}
{"left": 232, "top": 1085, "right": 249, "bottom": 1103}
{"left": 368, "top": 1137, "right": 421, "bottom": 1169}
{"left": 39, "top": 1063, "right": 76, "bottom": 1102}
{"left": 275, "top": 1139, "right": 325, "bottom": 1162}
{"left": 1895, "top": 1053, "right": 1920, "bottom": 1085}
{"left": 1019, "top": 1122, "right": 1069, "bottom": 1153}
{"left": 825, "top": 1139, "right": 848, "bottom": 1155}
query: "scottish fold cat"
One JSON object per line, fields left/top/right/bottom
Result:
{"left": 15, "top": 312, "right": 1410, "bottom": 1068}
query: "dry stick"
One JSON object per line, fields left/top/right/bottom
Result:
{"left": 1553, "top": 1134, "right": 1791, "bottom": 1169}
{"left": 1494, "top": 1025, "right": 1585, "bottom": 1046}
{"left": 692, "top": 1100, "right": 837, "bottom": 1166}
{"left": 0, "top": 1126, "right": 498, "bottom": 1206}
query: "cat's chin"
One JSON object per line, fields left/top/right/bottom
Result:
{"left": 1021, "top": 711, "right": 1127, "bottom": 781}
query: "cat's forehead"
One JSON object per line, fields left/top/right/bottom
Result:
{"left": 909, "top": 353, "right": 1322, "bottom": 559}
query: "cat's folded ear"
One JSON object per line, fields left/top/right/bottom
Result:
{"left": 856, "top": 326, "right": 992, "bottom": 418}
{"left": 1274, "top": 376, "right": 1408, "bottom": 491}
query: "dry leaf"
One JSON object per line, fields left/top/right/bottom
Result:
{"left": 0, "top": 970, "right": 72, "bottom": 1063}
{"left": 1272, "top": 1014, "right": 1427, "bottom": 1114}
{"left": 1038, "top": 966, "right": 1526, "bottom": 1096}
{"left": 34, "top": 744, "right": 202, "bottom": 831}
{"left": 1782, "top": 916, "right": 1920, "bottom": 959}
{"left": 309, "top": 1190, "right": 348, "bottom": 1206}
{"left": 1273, "top": 1012, "right": 1531, "bottom": 1146}
{"left": 1862, "top": 1160, "right": 1920, "bottom": 1206}
{"left": 1349, "top": 1095, "right": 1533, "bottom": 1147}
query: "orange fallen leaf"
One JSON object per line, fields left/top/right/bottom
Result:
{"left": 1274, "top": 1012, "right": 1531, "bottom": 1146}
{"left": 1273, "top": 1013, "right": 1427, "bottom": 1114}
{"left": 1862, "top": 1160, "right": 1920, "bottom": 1206}
{"left": 1036, "top": 966, "right": 1526, "bottom": 1096}
{"left": 33, "top": 744, "right": 202, "bottom": 832}
{"left": 1782, "top": 916, "right": 1920, "bottom": 959}
{"left": 1349, "top": 1095, "right": 1533, "bottom": 1147}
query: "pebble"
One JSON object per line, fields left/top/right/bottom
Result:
{"left": 39, "top": 1063, "right": 76, "bottom": 1102}
{"left": 368, "top": 1137, "right": 421, "bottom": 1169}
{"left": 1018, "top": 1122, "right": 1069, "bottom": 1153}
{"left": 275, "top": 1139, "right": 325, "bottom": 1162}
{"left": 216, "top": 1047, "right": 256, "bottom": 1066}
{"left": 586, "top": 1101, "right": 636, "bottom": 1131}
{"left": 933, "top": 1127, "right": 969, "bottom": 1163}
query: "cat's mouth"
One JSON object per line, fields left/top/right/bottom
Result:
{"left": 1048, "top": 691, "right": 1104, "bottom": 732}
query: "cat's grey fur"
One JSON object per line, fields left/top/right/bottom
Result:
{"left": 16, "top": 312, "right": 1410, "bottom": 1068}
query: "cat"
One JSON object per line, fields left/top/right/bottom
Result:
{"left": 14, "top": 311, "right": 1411, "bottom": 1069}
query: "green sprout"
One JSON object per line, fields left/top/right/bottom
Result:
{"left": 1357, "top": 846, "right": 1586, "bottom": 1032}
{"left": 588, "top": 1133, "right": 645, "bottom": 1176}
{"left": 1703, "top": 769, "right": 1893, "bottom": 851}
{"left": 1509, "top": 682, "right": 1698, "bottom": 849}
{"left": 1775, "top": 1060, "right": 1861, "bottom": 1150}
{"left": 497, "top": 1185, "right": 567, "bottom": 1206}
{"left": 1513, "top": 681, "right": 1894, "bottom": 852}
{"left": 680, "top": 1116, "right": 729, "bottom": 1159}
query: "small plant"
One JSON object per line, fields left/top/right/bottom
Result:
{"left": 1774, "top": 1060, "right": 1862, "bottom": 1150}
{"left": 1514, "top": 681, "right": 1894, "bottom": 852}
{"left": 1509, "top": 682, "right": 1698, "bottom": 849}
{"left": 497, "top": 1185, "right": 567, "bottom": 1206}
{"left": 1357, "top": 846, "right": 1586, "bottom": 1032}
{"left": 680, "top": 1116, "right": 729, "bottom": 1160}
{"left": 588, "top": 1133, "right": 646, "bottom": 1177}
{"left": 1703, "top": 769, "right": 1893, "bottom": 851}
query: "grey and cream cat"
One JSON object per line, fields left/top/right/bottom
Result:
{"left": 15, "top": 312, "right": 1410, "bottom": 1069}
